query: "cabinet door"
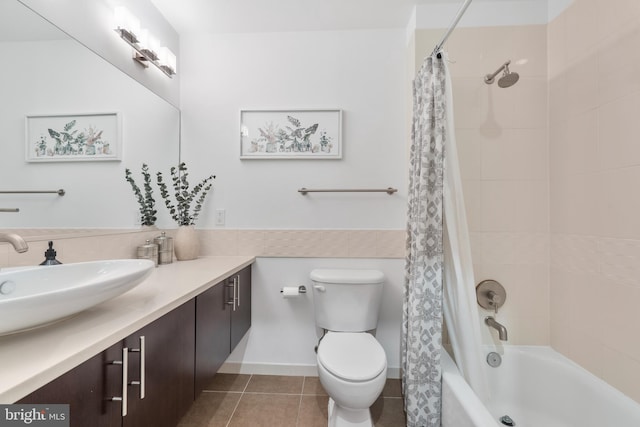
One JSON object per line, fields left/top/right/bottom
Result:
{"left": 195, "top": 281, "right": 231, "bottom": 396}
{"left": 123, "top": 300, "right": 195, "bottom": 427}
{"left": 230, "top": 265, "right": 252, "bottom": 351}
{"left": 19, "top": 342, "right": 124, "bottom": 427}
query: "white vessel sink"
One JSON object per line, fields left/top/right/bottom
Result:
{"left": 0, "top": 259, "right": 154, "bottom": 335}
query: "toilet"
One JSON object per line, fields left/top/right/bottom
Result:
{"left": 310, "top": 269, "right": 387, "bottom": 427}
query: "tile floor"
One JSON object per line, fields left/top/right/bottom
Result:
{"left": 178, "top": 373, "right": 406, "bottom": 427}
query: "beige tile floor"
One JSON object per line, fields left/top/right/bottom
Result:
{"left": 178, "top": 373, "right": 406, "bottom": 427}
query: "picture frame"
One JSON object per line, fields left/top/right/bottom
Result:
{"left": 240, "top": 109, "right": 342, "bottom": 159}
{"left": 25, "top": 112, "right": 122, "bottom": 162}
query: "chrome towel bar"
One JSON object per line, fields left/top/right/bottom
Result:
{"left": 0, "top": 189, "right": 65, "bottom": 196}
{"left": 0, "top": 208, "right": 19, "bottom": 213}
{"left": 298, "top": 187, "right": 397, "bottom": 195}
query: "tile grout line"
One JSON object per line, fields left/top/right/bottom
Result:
{"left": 241, "top": 374, "right": 252, "bottom": 393}
{"left": 295, "top": 377, "right": 306, "bottom": 427}
{"left": 224, "top": 374, "right": 253, "bottom": 427}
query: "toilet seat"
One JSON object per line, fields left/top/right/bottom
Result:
{"left": 317, "top": 332, "right": 386, "bottom": 382}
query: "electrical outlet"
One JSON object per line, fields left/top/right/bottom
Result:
{"left": 215, "top": 209, "right": 226, "bottom": 226}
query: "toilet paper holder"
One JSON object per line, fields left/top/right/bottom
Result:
{"left": 280, "top": 285, "right": 307, "bottom": 294}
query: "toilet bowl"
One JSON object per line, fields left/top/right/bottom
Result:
{"left": 317, "top": 331, "right": 387, "bottom": 427}
{"left": 310, "top": 269, "right": 387, "bottom": 427}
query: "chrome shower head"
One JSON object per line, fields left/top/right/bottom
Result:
{"left": 498, "top": 63, "right": 519, "bottom": 88}
{"left": 484, "top": 60, "right": 519, "bottom": 88}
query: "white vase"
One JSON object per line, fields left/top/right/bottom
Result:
{"left": 174, "top": 225, "right": 199, "bottom": 261}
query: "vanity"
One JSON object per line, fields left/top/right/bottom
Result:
{"left": 0, "top": 256, "right": 254, "bottom": 427}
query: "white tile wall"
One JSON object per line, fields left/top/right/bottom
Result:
{"left": 417, "top": 24, "right": 550, "bottom": 347}
{"left": 0, "top": 229, "right": 406, "bottom": 267}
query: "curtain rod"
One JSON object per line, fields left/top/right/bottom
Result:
{"left": 432, "top": 0, "right": 473, "bottom": 57}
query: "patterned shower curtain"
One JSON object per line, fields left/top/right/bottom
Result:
{"left": 402, "top": 53, "right": 447, "bottom": 427}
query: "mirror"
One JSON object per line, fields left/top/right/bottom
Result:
{"left": 0, "top": 1, "right": 180, "bottom": 230}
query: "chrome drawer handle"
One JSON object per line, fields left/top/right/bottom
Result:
{"left": 110, "top": 347, "right": 129, "bottom": 417}
{"left": 225, "top": 281, "right": 235, "bottom": 309}
{"left": 232, "top": 277, "right": 237, "bottom": 311}
{"left": 235, "top": 276, "right": 240, "bottom": 308}
{"left": 129, "top": 336, "right": 146, "bottom": 399}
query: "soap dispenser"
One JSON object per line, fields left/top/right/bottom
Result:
{"left": 40, "top": 241, "right": 62, "bottom": 265}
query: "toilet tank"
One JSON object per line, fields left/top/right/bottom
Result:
{"left": 310, "top": 269, "right": 385, "bottom": 332}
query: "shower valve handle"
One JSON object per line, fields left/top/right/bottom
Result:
{"left": 476, "top": 280, "right": 507, "bottom": 314}
{"left": 488, "top": 291, "right": 501, "bottom": 314}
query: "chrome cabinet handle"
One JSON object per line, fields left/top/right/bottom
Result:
{"left": 232, "top": 277, "right": 237, "bottom": 311}
{"left": 129, "top": 336, "right": 146, "bottom": 399}
{"left": 225, "top": 275, "right": 240, "bottom": 311}
{"left": 235, "top": 275, "right": 240, "bottom": 308}
{"left": 225, "top": 281, "right": 235, "bottom": 309}
{"left": 139, "top": 336, "right": 145, "bottom": 399}
{"left": 110, "top": 347, "right": 129, "bottom": 417}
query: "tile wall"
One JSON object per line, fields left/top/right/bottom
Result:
{"left": 0, "top": 229, "right": 405, "bottom": 268}
{"left": 197, "top": 229, "right": 405, "bottom": 258}
{"left": 415, "top": 24, "right": 550, "bottom": 345}
{"left": 548, "top": 0, "right": 640, "bottom": 403}
{"left": 0, "top": 229, "right": 161, "bottom": 267}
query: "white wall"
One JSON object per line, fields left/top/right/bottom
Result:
{"left": 0, "top": 39, "right": 179, "bottom": 228}
{"left": 179, "top": 29, "right": 407, "bottom": 229}
{"left": 179, "top": 29, "right": 408, "bottom": 376}
{"left": 18, "top": 0, "right": 180, "bottom": 107}
{"left": 222, "top": 257, "right": 405, "bottom": 377}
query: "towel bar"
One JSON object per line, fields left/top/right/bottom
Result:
{"left": 298, "top": 187, "right": 397, "bottom": 195}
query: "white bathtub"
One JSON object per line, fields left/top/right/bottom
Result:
{"left": 442, "top": 346, "right": 640, "bottom": 427}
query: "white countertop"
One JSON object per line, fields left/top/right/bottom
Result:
{"left": 0, "top": 256, "right": 254, "bottom": 403}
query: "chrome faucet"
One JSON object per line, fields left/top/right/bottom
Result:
{"left": 0, "top": 233, "right": 29, "bottom": 253}
{"left": 485, "top": 316, "right": 508, "bottom": 341}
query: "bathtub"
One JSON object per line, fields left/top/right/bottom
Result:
{"left": 442, "top": 346, "right": 640, "bottom": 427}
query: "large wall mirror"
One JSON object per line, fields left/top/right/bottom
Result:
{"left": 0, "top": 1, "right": 179, "bottom": 230}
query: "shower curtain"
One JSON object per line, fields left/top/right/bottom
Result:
{"left": 402, "top": 52, "right": 488, "bottom": 427}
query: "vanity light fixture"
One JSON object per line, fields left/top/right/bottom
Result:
{"left": 157, "top": 46, "right": 177, "bottom": 76}
{"left": 113, "top": 6, "right": 177, "bottom": 78}
{"left": 114, "top": 6, "right": 140, "bottom": 44}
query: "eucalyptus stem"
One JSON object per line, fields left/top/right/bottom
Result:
{"left": 156, "top": 162, "right": 215, "bottom": 226}
{"left": 125, "top": 163, "right": 157, "bottom": 226}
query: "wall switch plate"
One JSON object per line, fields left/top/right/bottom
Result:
{"left": 215, "top": 209, "right": 226, "bottom": 226}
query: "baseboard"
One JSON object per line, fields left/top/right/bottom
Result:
{"left": 219, "top": 361, "right": 401, "bottom": 379}
{"left": 219, "top": 362, "right": 319, "bottom": 377}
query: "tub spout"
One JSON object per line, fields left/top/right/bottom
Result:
{"left": 485, "top": 316, "right": 508, "bottom": 341}
{"left": 0, "top": 233, "right": 28, "bottom": 253}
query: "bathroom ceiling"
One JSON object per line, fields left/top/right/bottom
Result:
{"left": 149, "top": 0, "right": 484, "bottom": 34}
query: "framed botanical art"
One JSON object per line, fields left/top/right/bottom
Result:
{"left": 25, "top": 112, "right": 121, "bottom": 162}
{"left": 240, "top": 109, "right": 342, "bottom": 159}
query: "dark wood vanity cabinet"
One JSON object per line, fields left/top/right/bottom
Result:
{"left": 122, "top": 300, "right": 195, "bottom": 427}
{"left": 19, "top": 265, "right": 252, "bottom": 427}
{"left": 18, "top": 342, "right": 123, "bottom": 427}
{"left": 231, "top": 266, "right": 252, "bottom": 350}
{"left": 195, "top": 278, "right": 230, "bottom": 395}
{"left": 195, "top": 265, "right": 252, "bottom": 396}
{"left": 19, "top": 300, "right": 195, "bottom": 427}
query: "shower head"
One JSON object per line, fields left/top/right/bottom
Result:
{"left": 484, "top": 60, "right": 519, "bottom": 88}
{"left": 498, "top": 64, "right": 519, "bottom": 88}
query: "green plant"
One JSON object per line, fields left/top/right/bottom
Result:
{"left": 156, "top": 162, "right": 215, "bottom": 226}
{"left": 125, "top": 163, "right": 157, "bottom": 226}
